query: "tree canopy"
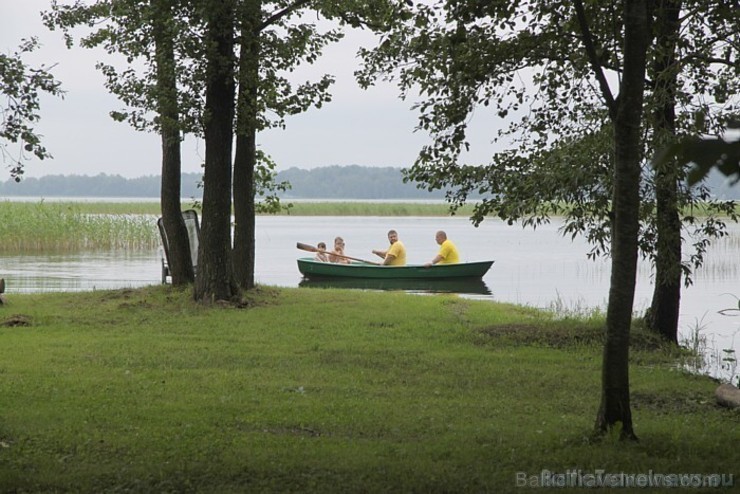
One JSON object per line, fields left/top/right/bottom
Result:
{"left": 0, "top": 38, "right": 63, "bottom": 181}
{"left": 358, "top": 0, "right": 739, "bottom": 345}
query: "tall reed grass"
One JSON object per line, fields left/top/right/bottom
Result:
{"left": 0, "top": 201, "right": 159, "bottom": 252}
{"left": 282, "top": 201, "right": 477, "bottom": 216}
{"left": 2, "top": 199, "right": 735, "bottom": 217}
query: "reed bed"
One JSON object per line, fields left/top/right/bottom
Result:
{"left": 0, "top": 201, "right": 160, "bottom": 252}
{"left": 3, "top": 200, "right": 735, "bottom": 217}
{"left": 2, "top": 200, "right": 478, "bottom": 217}
{"left": 282, "top": 201, "right": 477, "bottom": 216}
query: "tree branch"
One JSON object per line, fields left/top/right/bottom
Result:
{"left": 573, "top": 0, "right": 617, "bottom": 118}
{"left": 260, "top": 0, "right": 314, "bottom": 32}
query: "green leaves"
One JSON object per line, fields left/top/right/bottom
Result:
{"left": 0, "top": 38, "right": 64, "bottom": 180}
{"left": 359, "top": 0, "right": 740, "bottom": 283}
{"left": 652, "top": 133, "right": 740, "bottom": 186}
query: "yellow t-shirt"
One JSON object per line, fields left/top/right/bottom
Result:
{"left": 437, "top": 239, "right": 460, "bottom": 264}
{"left": 386, "top": 240, "right": 406, "bottom": 266}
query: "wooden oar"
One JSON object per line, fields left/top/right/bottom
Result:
{"left": 296, "top": 242, "right": 380, "bottom": 265}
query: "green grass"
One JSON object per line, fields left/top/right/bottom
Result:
{"left": 0, "top": 200, "right": 475, "bottom": 251}
{"left": 280, "top": 201, "right": 477, "bottom": 217}
{"left": 6, "top": 199, "right": 737, "bottom": 218}
{"left": 0, "top": 201, "right": 159, "bottom": 252}
{"left": 0, "top": 286, "right": 736, "bottom": 492}
{"left": 0, "top": 200, "right": 475, "bottom": 217}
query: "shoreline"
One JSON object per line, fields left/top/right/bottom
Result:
{"left": 2, "top": 198, "right": 735, "bottom": 217}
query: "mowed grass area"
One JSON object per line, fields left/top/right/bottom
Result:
{"left": 0, "top": 286, "right": 736, "bottom": 493}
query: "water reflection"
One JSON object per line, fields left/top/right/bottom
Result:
{"left": 2, "top": 250, "right": 161, "bottom": 293}
{"left": 298, "top": 277, "right": 492, "bottom": 295}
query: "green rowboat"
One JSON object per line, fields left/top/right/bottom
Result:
{"left": 297, "top": 258, "right": 494, "bottom": 280}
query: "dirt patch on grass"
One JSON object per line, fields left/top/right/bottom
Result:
{"left": 100, "top": 288, "right": 138, "bottom": 301}
{"left": 476, "top": 323, "right": 605, "bottom": 348}
{"left": 1, "top": 314, "right": 32, "bottom": 327}
{"left": 632, "top": 391, "right": 712, "bottom": 414}
{"left": 235, "top": 286, "right": 282, "bottom": 309}
{"left": 476, "top": 321, "right": 669, "bottom": 351}
{"left": 118, "top": 301, "right": 155, "bottom": 310}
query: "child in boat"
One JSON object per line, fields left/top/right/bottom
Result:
{"left": 314, "top": 242, "right": 329, "bottom": 262}
{"left": 329, "top": 236, "right": 351, "bottom": 264}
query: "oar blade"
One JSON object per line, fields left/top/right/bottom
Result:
{"left": 296, "top": 242, "right": 318, "bottom": 253}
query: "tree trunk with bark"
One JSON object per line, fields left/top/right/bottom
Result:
{"left": 645, "top": 0, "right": 682, "bottom": 344}
{"left": 194, "top": 0, "right": 240, "bottom": 302}
{"left": 232, "top": 1, "right": 260, "bottom": 290}
{"left": 154, "top": 0, "right": 194, "bottom": 285}
{"left": 594, "top": 0, "right": 650, "bottom": 440}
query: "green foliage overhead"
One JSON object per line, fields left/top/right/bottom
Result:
{"left": 43, "top": 0, "right": 343, "bottom": 137}
{"left": 0, "top": 38, "right": 64, "bottom": 181}
{"left": 654, "top": 121, "right": 740, "bottom": 187}
{"left": 358, "top": 0, "right": 740, "bottom": 270}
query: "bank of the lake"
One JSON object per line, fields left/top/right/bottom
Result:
{"left": 0, "top": 286, "right": 736, "bottom": 493}
{"left": 0, "top": 199, "right": 476, "bottom": 217}
{"left": 3, "top": 198, "right": 737, "bottom": 217}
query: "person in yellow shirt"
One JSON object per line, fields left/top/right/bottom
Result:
{"left": 372, "top": 229, "right": 406, "bottom": 266}
{"left": 425, "top": 230, "right": 460, "bottom": 267}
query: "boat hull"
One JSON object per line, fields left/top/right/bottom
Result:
{"left": 297, "top": 258, "right": 494, "bottom": 280}
{"left": 299, "top": 277, "right": 491, "bottom": 295}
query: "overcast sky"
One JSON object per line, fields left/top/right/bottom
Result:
{"left": 1, "top": 1, "right": 501, "bottom": 179}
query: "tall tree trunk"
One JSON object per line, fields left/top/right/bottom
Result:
{"left": 154, "top": 0, "right": 194, "bottom": 286}
{"left": 194, "top": 0, "right": 239, "bottom": 302}
{"left": 594, "top": 0, "right": 650, "bottom": 440}
{"left": 645, "top": 0, "right": 682, "bottom": 344}
{"left": 233, "top": 1, "right": 261, "bottom": 290}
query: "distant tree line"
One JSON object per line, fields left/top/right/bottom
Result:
{"left": 0, "top": 165, "right": 735, "bottom": 200}
{"left": 0, "top": 172, "right": 203, "bottom": 198}
{"left": 277, "top": 165, "right": 448, "bottom": 199}
{"left": 0, "top": 165, "right": 453, "bottom": 199}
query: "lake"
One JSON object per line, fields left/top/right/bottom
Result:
{"left": 2, "top": 215, "right": 738, "bottom": 382}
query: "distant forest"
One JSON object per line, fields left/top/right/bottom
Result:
{"left": 0, "top": 165, "right": 447, "bottom": 200}
{"left": 0, "top": 164, "right": 736, "bottom": 200}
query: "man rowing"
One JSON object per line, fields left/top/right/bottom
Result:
{"left": 372, "top": 229, "right": 406, "bottom": 266}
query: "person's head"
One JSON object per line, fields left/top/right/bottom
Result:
{"left": 435, "top": 230, "right": 447, "bottom": 245}
{"left": 387, "top": 229, "right": 399, "bottom": 244}
{"left": 334, "top": 236, "right": 345, "bottom": 248}
{"left": 317, "top": 242, "right": 326, "bottom": 251}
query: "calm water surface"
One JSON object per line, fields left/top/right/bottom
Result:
{"left": 3, "top": 215, "right": 738, "bottom": 380}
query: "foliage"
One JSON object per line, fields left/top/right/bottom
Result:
{"left": 44, "top": 0, "right": 341, "bottom": 138}
{"left": 357, "top": 0, "right": 740, "bottom": 279}
{"left": 0, "top": 286, "right": 736, "bottom": 491}
{"left": 654, "top": 120, "right": 740, "bottom": 187}
{"left": 0, "top": 38, "right": 63, "bottom": 181}
{"left": 42, "top": 0, "right": 342, "bottom": 202}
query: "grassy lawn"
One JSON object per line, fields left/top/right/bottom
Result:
{"left": 0, "top": 286, "right": 736, "bottom": 492}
